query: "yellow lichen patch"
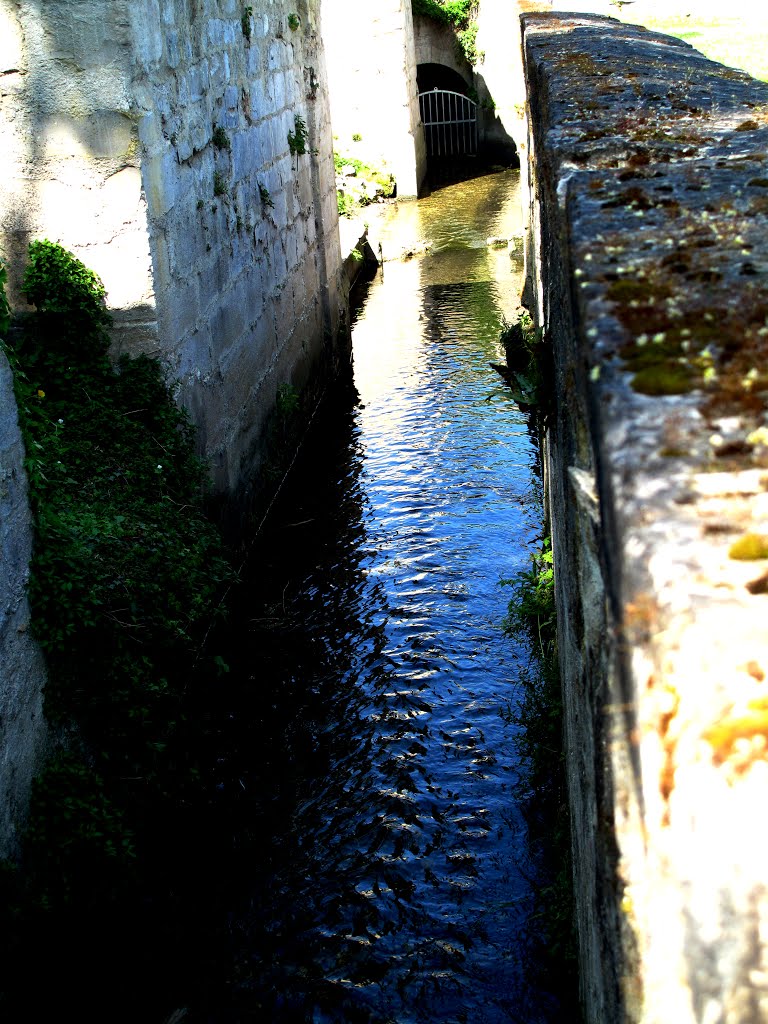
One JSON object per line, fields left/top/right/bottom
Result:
{"left": 729, "top": 532, "right": 768, "bottom": 560}
{"left": 705, "top": 701, "right": 768, "bottom": 765}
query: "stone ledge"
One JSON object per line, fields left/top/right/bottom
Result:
{"left": 523, "top": 12, "right": 768, "bottom": 1023}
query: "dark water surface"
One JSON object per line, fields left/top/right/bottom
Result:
{"left": 189, "top": 170, "right": 561, "bottom": 1023}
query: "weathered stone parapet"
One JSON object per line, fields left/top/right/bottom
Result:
{"left": 0, "top": 352, "right": 48, "bottom": 860}
{"left": 523, "top": 12, "right": 768, "bottom": 1022}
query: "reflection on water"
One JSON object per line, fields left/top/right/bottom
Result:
{"left": 192, "top": 170, "right": 563, "bottom": 1022}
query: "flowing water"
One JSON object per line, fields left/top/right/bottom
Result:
{"left": 184, "top": 169, "right": 567, "bottom": 1023}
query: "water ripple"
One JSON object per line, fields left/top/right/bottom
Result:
{"left": 199, "top": 170, "right": 566, "bottom": 1024}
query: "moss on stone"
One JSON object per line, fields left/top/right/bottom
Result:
{"left": 631, "top": 363, "right": 694, "bottom": 396}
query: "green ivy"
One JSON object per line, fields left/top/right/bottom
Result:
{"left": 7, "top": 243, "right": 233, "bottom": 739}
{"left": 412, "top": 0, "right": 473, "bottom": 28}
{"left": 411, "top": 0, "right": 483, "bottom": 65}
{"left": 24, "top": 753, "right": 137, "bottom": 907}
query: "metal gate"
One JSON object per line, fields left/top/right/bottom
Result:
{"left": 419, "top": 89, "right": 478, "bottom": 158}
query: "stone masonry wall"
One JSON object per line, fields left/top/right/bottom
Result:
{"left": 1, "top": 0, "right": 345, "bottom": 501}
{"left": 130, "top": 0, "right": 346, "bottom": 501}
{"left": 523, "top": 12, "right": 768, "bottom": 1023}
{"left": 0, "top": 353, "right": 48, "bottom": 860}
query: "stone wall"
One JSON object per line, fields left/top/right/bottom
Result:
{"left": 412, "top": 13, "right": 470, "bottom": 85}
{"left": 523, "top": 12, "right": 768, "bottom": 1022}
{"left": 0, "top": 353, "right": 48, "bottom": 860}
{"left": 1, "top": 0, "right": 345, "bottom": 502}
{"left": 130, "top": 0, "right": 346, "bottom": 502}
{"left": 323, "top": 0, "right": 426, "bottom": 198}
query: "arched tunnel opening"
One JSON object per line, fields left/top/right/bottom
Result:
{"left": 416, "top": 62, "right": 517, "bottom": 188}
{"left": 416, "top": 62, "right": 472, "bottom": 96}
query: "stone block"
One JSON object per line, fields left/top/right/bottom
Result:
{"left": 165, "top": 30, "right": 181, "bottom": 68}
{"left": 249, "top": 76, "right": 269, "bottom": 123}
{"left": 186, "top": 62, "right": 208, "bottom": 104}
{"left": 268, "top": 71, "right": 286, "bottom": 111}
{"left": 224, "top": 84, "right": 240, "bottom": 111}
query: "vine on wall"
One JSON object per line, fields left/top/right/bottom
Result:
{"left": 412, "top": 0, "right": 483, "bottom": 66}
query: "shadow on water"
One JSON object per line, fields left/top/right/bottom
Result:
{"left": 167, "top": 169, "right": 578, "bottom": 1023}
{"left": 0, "top": 175, "right": 581, "bottom": 1024}
{"left": 5, "top": 168, "right": 576, "bottom": 1024}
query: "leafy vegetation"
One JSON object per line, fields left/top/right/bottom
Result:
{"left": 258, "top": 181, "right": 274, "bottom": 210}
{"left": 498, "top": 310, "right": 550, "bottom": 414}
{"left": 288, "top": 113, "right": 309, "bottom": 156}
{"left": 502, "top": 535, "right": 579, "bottom": 1000}
{"left": 212, "top": 124, "right": 231, "bottom": 151}
{"left": 1, "top": 241, "right": 233, "bottom": 951}
{"left": 213, "top": 168, "right": 228, "bottom": 196}
{"left": 241, "top": 5, "right": 253, "bottom": 40}
{"left": 334, "top": 149, "right": 395, "bottom": 218}
{"left": 412, "top": 0, "right": 483, "bottom": 65}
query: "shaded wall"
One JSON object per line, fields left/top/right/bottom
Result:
{"left": 0, "top": 353, "right": 48, "bottom": 860}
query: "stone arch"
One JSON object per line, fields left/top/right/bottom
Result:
{"left": 412, "top": 14, "right": 473, "bottom": 89}
{"left": 416, "top": 62, "right": 472, "bottom": 97}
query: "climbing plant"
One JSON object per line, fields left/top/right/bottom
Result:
{"left": 412, "top": 0, "right": 483, "bottom": 65}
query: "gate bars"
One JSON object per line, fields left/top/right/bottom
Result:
{"left": 418, "top": 89, "right": 478, "bottom": 158}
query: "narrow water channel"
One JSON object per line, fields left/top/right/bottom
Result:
{"left": 188, "top": 169, "right": 564, "bottom": 1023}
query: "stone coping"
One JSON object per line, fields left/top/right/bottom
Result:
{"left": 523, "top": 12, "right": 768, "bottom": 1022}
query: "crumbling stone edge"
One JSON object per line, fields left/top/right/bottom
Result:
{"left": 522, "top": 12, "right": 768, "bottom": 1023}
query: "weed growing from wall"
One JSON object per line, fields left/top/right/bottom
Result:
{"left": 241, "top": 5, "right": 253, "bottom": 40}
{"left": 497, "top": 311, "right": 553, "bottom": 422}
{"left": 212, "top": 124, "right": 231, "bottom": 151}
{"left": 497, "top": 310, "right": 579, "bottom": 1012}
{"left": 502, "top": 534, "right": 579, "bottom": 1007}
{"left": 258, "top": 181, "right": 275, "bottom": 209}
{"left": 213, "top": 169, "right": 229, "bottom": 196}
{"left": 288, "top": 114, "right": 309, "bottom": 156}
